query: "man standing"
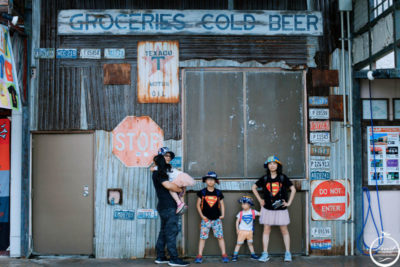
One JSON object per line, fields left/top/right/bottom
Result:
{"left": 152, "top": 151, "right": 189, "bottom": 267}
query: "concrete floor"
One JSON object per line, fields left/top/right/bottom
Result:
{"left": 0, "top": 256, "right": 397, "bottom": 267}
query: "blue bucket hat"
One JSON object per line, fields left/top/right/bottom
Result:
{"left": 238, "top": 195, "right": 254, "bottom": 206}
{"left": 202, "top": 171, "right": 219, "bottom": 184}
{"left": 158, "top": 147, "right": 175, "bottom": 160}
{"left": 264, "top": 155, "right": 281, "bottom": 168}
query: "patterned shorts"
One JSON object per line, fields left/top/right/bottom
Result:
{"left": 200, "top": 219, "right": 224, "bottom": 239}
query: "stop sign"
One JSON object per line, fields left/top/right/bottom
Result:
{"left": 112, "top": 116, "right": 164, "bottom": 167}
{"left": 311, "top": 180, "right": 350, "bottom": 220}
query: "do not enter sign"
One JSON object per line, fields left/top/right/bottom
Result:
{"left": 112, "top": 116, "right": 164, "bottom": 167}
{"left": 311, "top": 180, "right": 350, "bottom": 220}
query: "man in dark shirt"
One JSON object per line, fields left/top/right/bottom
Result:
{"left": 152, "top": 169, "right": 189, "bottom": 266}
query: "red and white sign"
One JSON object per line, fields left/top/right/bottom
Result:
{"left": 112, "top": 116, "right": 164, "bottom": 167}
{"left": 311, "top": 180, "right": 350, "bottom": 220}
{"left": 137, "top": 41, "right": 179, "bottom": 103}
{"left": 310, "top": 120, "right": 330, "bottom": 131}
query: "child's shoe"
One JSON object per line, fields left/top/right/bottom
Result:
{"left": 284, "top": 251, "right": 292, "bottom": 262}
{"left": 250, "top": 253, "right": 259, "bottom": 260}
{"left": 222, "top": 254, "right": 229, "bottom": 263}
{"left": 194, "top": 255, "right": 203, "bottom": 264}
{"left": 258, "top": 252, "right": 270, "bottom": 262}
{"left": 231, "top": 254, "right": 238, "bottom": 262}
{"left": 176, "top": 202, "right": 185, "bottom": 214}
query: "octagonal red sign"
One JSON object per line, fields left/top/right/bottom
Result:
{"left": 112, "top": 116, "right": 164, "bottom": 167}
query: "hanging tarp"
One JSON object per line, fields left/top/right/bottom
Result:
{"left": 0, "top": 25, "right": 21, "bottom": 110}
{"left": 0, "top": 118, "right": 10, "bottom": 251}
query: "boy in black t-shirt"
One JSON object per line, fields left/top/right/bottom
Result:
{"left": 194, "top": 171, "right": 229, "bottom": 264}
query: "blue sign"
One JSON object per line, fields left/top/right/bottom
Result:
{"left": 310, "top": 171, "right": 330, "bottom": 180}
{"left": 56, "top": 48, "right": 78, "bottom": 59}
{"left": 137, "top": 209, "right": 158, "bottom": 219}
{"left": 308, "top": 96, "right": 328, "bottom": 106}
{"left": 113, "top": 210, "right": 135, "bottom": 220}
{"left": 311, "top": 239, "right": 332, "bottom": 250}
{"left": 34, "top": 48, "right": 55, "bottom": 59}
{"left": 170, "top": 156, "right": 182, "bottom": 168}
{"left": 58, "top": 10, "right": 323, "bottom": 36}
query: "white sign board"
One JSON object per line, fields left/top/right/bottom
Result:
{"left": 311, "top": 227, "right": 332, "bottom": 238}
{"left": 80, "top": 48, "right": 101, "bottom": 59}
{"left": 104, "top": 48, "right": 125, "bottom": 59}
{"left": 310, "top": 132, "right": 330, "bottom": 143}
{"left": 309, "top": 108, "right": 329, "bottom": 120}
{"left": 137, "top": 41, "right": 179, "bottom": 103}
{"left": 58, "top": 9, "right": 323, "bottom": 36}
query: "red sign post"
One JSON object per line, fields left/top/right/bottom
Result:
{"left": 112, "top": 116, "right": 164, "bottom": 167}
{"left": 311, "top": 180, "right": 350, "bottom": 220}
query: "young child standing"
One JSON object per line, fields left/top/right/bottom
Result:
{"left": 232, "top": 196, "right": 260, "bottom": 262}
{"left": 195, "top": 171, "right": 229, "bottom": 264}
{"left": 152, "top": 147, "right": 195, "bottom": 214}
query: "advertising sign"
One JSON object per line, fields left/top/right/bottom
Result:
{"left": 0, "top": 25, "right": 21, "bottom": 110}
{"left": 58, "top": 9, "right": 323, "bottom": 36}
{"left": 112, "top": 116, "right": 164, "bottom": 167}
{"left": 368, "top": 126, "right": 400, "bottom": 185}
{"left": 137, "top": 41, "right": 179, "bottom": 103}
{"left": 311, "top": 180, "right": 350, "bottom": 220}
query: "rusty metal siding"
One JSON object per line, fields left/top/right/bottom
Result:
{"left": 234, "top": 0, "right": 307, "bottom": 10}
{"left": 95, "top": 131, "right": 182, "bottom": 258}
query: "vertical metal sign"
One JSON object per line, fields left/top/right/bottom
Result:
{"left": 137, "top": 41, "right": 179, "bottom": 103}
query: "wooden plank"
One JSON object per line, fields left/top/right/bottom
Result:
{"left": 103, "top": 63, "right": 131, "bottom": 85}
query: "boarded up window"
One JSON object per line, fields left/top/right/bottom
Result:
{"left": 184, "top": 70, "right": 305, "bottom": 179}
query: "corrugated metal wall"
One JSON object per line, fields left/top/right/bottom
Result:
{"left": 31, "top": 0, "right": 344, "bottom": 259}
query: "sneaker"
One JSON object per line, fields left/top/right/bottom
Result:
{"left": 222, "top": 254, "right": 229, "bottom": 263}
{"left": 231, "top": 254, "right": 238, "bottom": 262}
{"left": 250, "top": 253, "right": 259, "bottom": 260}
{"left": 284, "top": 251, "right": 292, "bottom": 262}
{"left": 168, "top": 258, "right": 190, "bottom": 266}
{"left": 194, "top": 255, "right": 203, "bottom": 264}
{"left": 155, "top": 257, "right": 169, "bottom": 264}
{"left": 178, "top": 204, "right": 188, "bottom": 215}
{"left": 258, "top": 252, "right": 270, "bottom": 262}
{"left": 176, "top": 202, "right": 185, "bottom": 214}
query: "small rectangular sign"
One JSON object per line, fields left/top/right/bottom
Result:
{"left": 311, "top": 239, "right": 332, "bottom": 250}
{"left": 311, "top": 227, "right": 332, "bottom": 238}
{"left": 104, "top": 48, "right": 125, "bottom": 59}
{"left": 137, "top": 209, "right": 158, "bottom": 219}
{"left": 310, "top": 120, "right": 330, "bottom": 131}
{"left": 309, "top": 108, "right": 329, "bottom": 120}
{"left": 113, "top": 210, "right": 135, "bottom": 220}
{"left": 80, "top": 48, "right": 101, "bottom": 59}
{"left": 310, "top": 159, "right": 330, "bottom": 169}
{"left": 310, "top": 171, "right": 330, "bottom": 180}
{"left": 34, "top": 48, "right": 55, "bottom": 59}
{"left": 56, "top": 48, "right": 78, "bottom": 59}
{"left": 308, "top": 96, "right": 328, "bottom": 107}
{"left": 310, "top": 145, "right": 331, "bottom": 156}
{"left": 310, "top": 132, "right": 330, "bottom": 143}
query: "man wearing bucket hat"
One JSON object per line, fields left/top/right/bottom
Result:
{"left": 232, "top": 196, "right": 260, "bottom": 262}
{"left": 252, "top": 155, "right": 296, "bottom": 262}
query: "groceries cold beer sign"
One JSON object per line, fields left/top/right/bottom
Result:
{"left": 58, "top": 9, "right": 323, "bottom": 36}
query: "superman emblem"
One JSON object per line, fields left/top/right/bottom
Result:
{"left": 205, "top": 196, "right": 218, "bottom": 207}
{"left": 266, "top": 182, "right": 281, "bottom": 197}
{"left": 242, "top": 215, "right": 253, "bottom": 224}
